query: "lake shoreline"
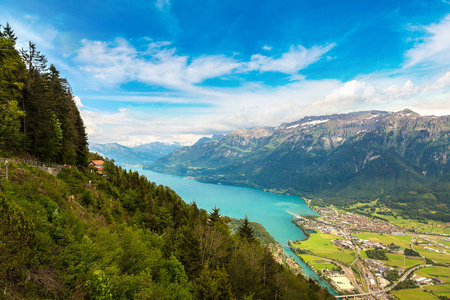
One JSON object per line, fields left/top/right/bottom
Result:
{"left": 136, "top": 167, "right": 339, "bottom": 296}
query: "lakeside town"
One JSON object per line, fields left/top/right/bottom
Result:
{"left": 266, "top": 206, "right": 450, "bottom": 299}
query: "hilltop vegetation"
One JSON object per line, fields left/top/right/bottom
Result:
{"left": 0, "top": 160, "right": 332, "bottom": 299}
{"left": 149, "top": 110, "right": 450, "bottom": 222}
{"left": 0, "top": 23, "right": 88, "bottom": 165}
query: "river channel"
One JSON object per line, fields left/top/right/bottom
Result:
{"left": 134, "top": 167, "right": 337, "bottom": 295}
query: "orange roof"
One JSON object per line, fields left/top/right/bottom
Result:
{"left": 90, "top": 160, "right": 104, "bottom": 165}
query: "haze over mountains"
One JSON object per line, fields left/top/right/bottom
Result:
{"left": 89, "top": 142, "right": 182, "bottom": 166}
{"left": 148, "top": 109, "right": 450, "bottom": 212}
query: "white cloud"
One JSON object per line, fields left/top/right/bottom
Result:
{"left": 319, "top": 80, "right": 379, "bottom": 106}
{"left": 429, "top": 71, "right": 450, "bottom": 90}
{"left": 384, "top": 80, "right": 418, "bottom": 98}
{"left": 405, "top": 14, "right": 450, "bottom": 67}
{"left": 263, "top": 45, "right": 272, "bottom": 51}
{"left": 73, "top": 96, "right": 83, "bottom": 108}
{"left": 245, "top": 44, "right": 336, "bottom": 74}
{"left": 74, "top": 38, "right": 334, "bottom": 91}
{"left": 155, "top": 0, "right": 171, "bottom": 12}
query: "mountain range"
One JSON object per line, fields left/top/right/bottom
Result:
{"left": 148, "top": 109, "right": 450, "bottom": 220}
{"left": 89, "top": 142, "right": 182, "bottom": 166}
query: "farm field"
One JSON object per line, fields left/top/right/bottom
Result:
{"left": 383, "top": 253, "right": 424, "bottom": 268}
{"left": 391, "top": 288, "right": 438, "bottom": 300}
{"left": 425, "top": 284, "right": 450, "bottom": 298}
{"left": 415, "top": 266, "right": 450, "bottom": 280}
{"left": 415, "top": 245, "right": 450, "bottom": 264}
{"left": 439, "top": 239, "right": 450, "bottom": 247}
{"left": 355, "top": 233, "right": 412, "bottom": 248}
{"left": 300, "top": 255, "right": 336, "bottom": 271}
{"left": 291, "top": 233, "right": 356, "bottom": 265}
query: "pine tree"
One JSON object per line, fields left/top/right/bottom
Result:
{"left": 208, "top": 206, "right": 221, "bottom": 226}
{"left": 2, "top": 23, "right": 17, "bottom": 41}
{"left": 0, "top": 29, "right": 26, "bottom": 152}
{"left": 238, "top": 215, "right": 255, "bottom": 242}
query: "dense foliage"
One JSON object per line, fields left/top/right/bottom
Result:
{"left": 365, "top": 249, "right": 388, "bottom": 260}
{"left": 0, "top": 24, "right": 88, "bottom": 165}
{"left": 0, "top": 160, "right": 332, "bottom": 299}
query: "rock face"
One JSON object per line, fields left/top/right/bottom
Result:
{"left": 149, "top": 109, "right": 450, "bottom": 199}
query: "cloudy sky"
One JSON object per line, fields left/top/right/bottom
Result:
{"left": 2, "top": 0, "right": 450, "bottom": 145}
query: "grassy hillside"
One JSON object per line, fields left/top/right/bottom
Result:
{"left": 0, "top": 160, "right": 332, "bottom": 299}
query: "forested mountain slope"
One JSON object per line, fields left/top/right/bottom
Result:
{"left": 149, "top": 110, "right": 450, "bottom": 220}
{"left": 0, "top": 160, "right": 332, "bottom": 299}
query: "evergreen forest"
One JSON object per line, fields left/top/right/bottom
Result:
{"left": 0, "top": 23, "right": 88, "bottom": 165}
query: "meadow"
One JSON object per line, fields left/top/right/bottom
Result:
{"left": 300, "top": 255, "right": 337, "bottom": 271}
{"left": 415, "top": 245, "right": 450, "bottom": 264}
{"left": 291, "top": 233, "right": 356, "bottom": 265}
{"left": 415, "top": 266, "right": 450, "bottom": 280}
{"left": 391, "top": 288, "right": 438, "bottom": 300}
{"left": 384, "top": 253, "right": 424, "bottom": 268}
{"left": 355, "top": 233, "right": 412, "bottom": 248}
{"left": 425, "top": 284, "right": 450, "bottom": 298}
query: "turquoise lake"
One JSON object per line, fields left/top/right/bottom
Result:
{"left": 134, "top": 167, "right": 337, "bottom": 295}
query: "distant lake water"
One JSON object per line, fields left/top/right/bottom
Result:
{"left": 134, "top": 168, "right": 337, "bottom": 295}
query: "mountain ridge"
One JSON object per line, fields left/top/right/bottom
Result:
{"left": 148, "top": 109, "right": 450, "bottom": 219}
{"left": 89, "top": 141, "right": 182, "bottom": 166}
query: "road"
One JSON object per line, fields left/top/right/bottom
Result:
{"left": 335, "top": 264, "right": 431, "bottom": 299}
{"left": 303, "top": 254, "right": 366, "bottom": 295}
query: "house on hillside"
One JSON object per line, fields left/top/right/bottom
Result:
{"left": 89, "top": 160, "right": 105, "bottom": 174}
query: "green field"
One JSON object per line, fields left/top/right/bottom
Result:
{"left": 355, "top": 233, "right": 412, "bottom": 248}
{"left": 440, "top": 240, "right": 450, "bottom": 247}
{"left": 383, "top": 253, "right": 424, "bottom": 268}
{"left": 300, "top": 255, "right": 336, "bottom": 271}
{"left": 291, "top": 233, "right": 356, "bottom": 265}
{"left": 415, "top": 266, "right": 450, "bottom": 280}
{"left": 391, "top": 288, "right": 438, "bottom": 300}
{"left": 415, "top": 245, "right": 450, "bottom": 264}
{"left": 425, "top": 284, "right": 450, "bottom": 297}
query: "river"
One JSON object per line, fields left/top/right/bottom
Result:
{"left": 133, "top": 167, "right": 337, "bottom": 295}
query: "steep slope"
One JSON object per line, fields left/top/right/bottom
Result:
{"left": 149, "top": 110, "right": 450, "bottom": 204}
{"left": 0, "top": 160, "right": 333, "bottom": 299}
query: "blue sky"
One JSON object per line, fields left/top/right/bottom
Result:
{"left": 2, "top": 0, "right": 450, "bottom": 145}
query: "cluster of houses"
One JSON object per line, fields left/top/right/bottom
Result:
{"left": 363, "top": 258, "right": 392, "bottom": 288}
{"left": 411, "top": 274, "right": 446, "bottom": 285}
{"left": 332, "top": 239, "right": 355, "bottom": 250}
{"left": 310, "top": 207, "right": 402, "bottom": 234}
{"left": 267, "top": 243, "right": 302, "bottom": 275}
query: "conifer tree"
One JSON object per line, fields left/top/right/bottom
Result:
{"left": 238, "top": 215, "right": 255, "bottom": 242}
{"left": 0, "top": 28, "right": 26, "bottom": 153}
{"left": 208, "top": 206, "right": 221, "bottom": 226}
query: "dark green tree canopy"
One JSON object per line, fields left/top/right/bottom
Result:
{"left": 238, "top": 215, "right": 255, "bottom": 242}
{"left": 0, "top": 24, "right": 88, "bottom": 165}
